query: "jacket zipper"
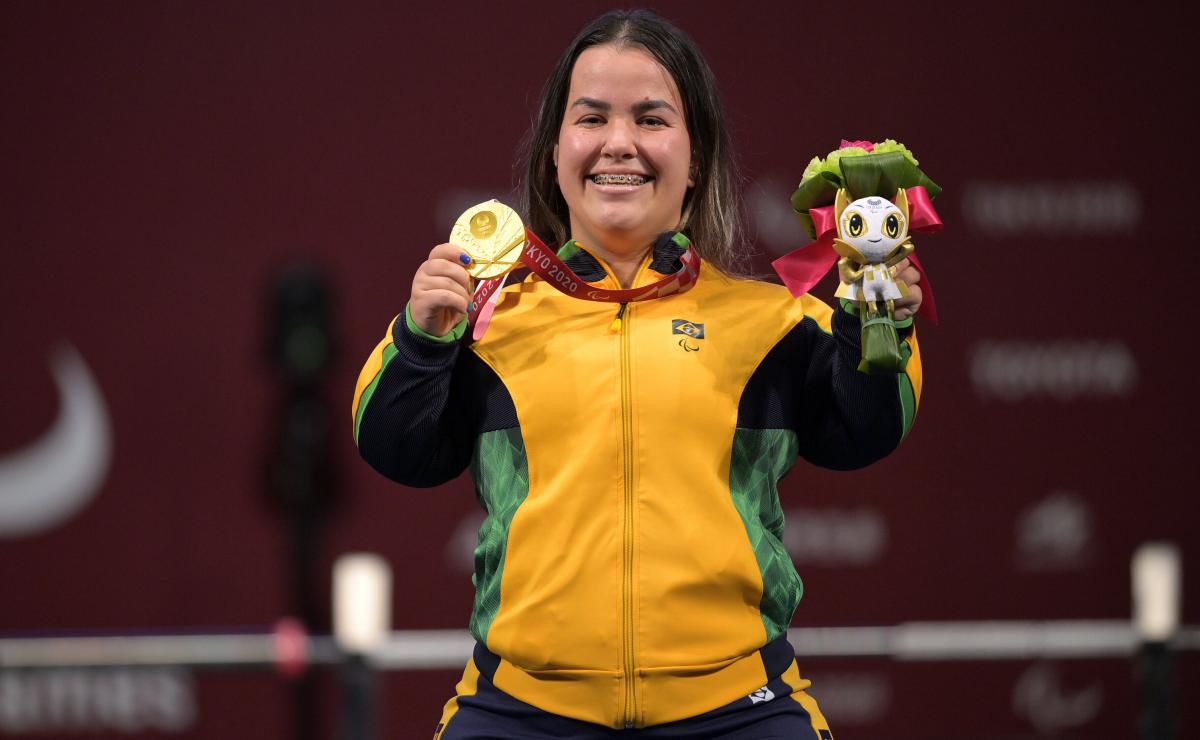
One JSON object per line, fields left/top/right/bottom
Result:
{"left": 609, "top": 302, "right": 627, "bottom": 333}
{"left": 618, "top": 302, "right": 636, "bottom": 728}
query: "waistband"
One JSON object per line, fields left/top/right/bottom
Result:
{"left": 471, "top": 632, "right": 799, "bottom": 728}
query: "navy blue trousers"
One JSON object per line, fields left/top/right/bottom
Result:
{"left": 435, "top": 644, "right": 832, "bottom": 740}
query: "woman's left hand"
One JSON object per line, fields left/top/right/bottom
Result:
{"left": 892, "top": 258, "right": 922, "bottom": 321}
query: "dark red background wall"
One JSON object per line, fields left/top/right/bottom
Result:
{"left": 1, "top": 2, "right": 1193, "bottom": 738}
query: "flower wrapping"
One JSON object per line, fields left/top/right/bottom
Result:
{"left": 792, "top": 139, "right": 940, "bottom": 239}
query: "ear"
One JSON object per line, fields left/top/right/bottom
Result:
{"left": 834, "top": 188, "right": 851, "bottom": 223}
{"left": 894, "top": 187, "right": 909, "bottom": 221}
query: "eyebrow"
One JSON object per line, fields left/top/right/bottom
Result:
{"left": 569, "top": 97, "right": 679, "bottom": 115}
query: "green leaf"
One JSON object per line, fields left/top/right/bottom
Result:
{"left": 790, "top": 175, "right": 840, "bottom": 238}
{"left": 842, "top": 152, "right": 941, "bottom": 200}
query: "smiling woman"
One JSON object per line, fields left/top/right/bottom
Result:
{"left": 352, "top": 8, "right": 925, "bottom": 740}
{"left": 524, "top": 10, "right": 742, "bottom": 283}
{"left": 552, "top": 45, "right": 695, "bottom": 286}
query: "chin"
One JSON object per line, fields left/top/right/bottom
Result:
{"left": 589, "top": 222, "right": 657, "bottom": 249}
{"left": 588, "top": 209, "right": 673, "bottom": 242}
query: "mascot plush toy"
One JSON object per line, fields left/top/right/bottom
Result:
{"left": 833, "top": 187, "right": 915, "bottom": 372}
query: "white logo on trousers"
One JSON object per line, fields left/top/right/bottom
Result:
{"left": 748, "top": 686, "right": 775, "bottom": 704}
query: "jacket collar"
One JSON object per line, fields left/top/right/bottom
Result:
{"left": 557, "top": 231, "right": 689, "bottom": 287}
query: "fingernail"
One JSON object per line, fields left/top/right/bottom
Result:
{"left": 459, "top": 253, "right": 471, "bottom": 265}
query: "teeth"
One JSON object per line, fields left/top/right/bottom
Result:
{"left": 591, "top": 173, "right": 649, "bottom": 186}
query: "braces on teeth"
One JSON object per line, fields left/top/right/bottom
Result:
{"left": 592, "top": 174, "right": 648, "bottom": 185}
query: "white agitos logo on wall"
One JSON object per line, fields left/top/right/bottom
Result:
{"left": 1015, "top": 491, "right": 1094, "bottom": 571}
{"left": 1011, "top": 662, "right": 1102, "bottom": 733}
{"left": 0, "top": 346, "right": 111, "bottom": 538}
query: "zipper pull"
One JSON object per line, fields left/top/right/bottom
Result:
{"left": 609, "top": 302, "right": 628, "bottom": 333}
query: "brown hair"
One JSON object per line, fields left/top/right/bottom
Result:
{"left": 521, "top": 9, "right": 748, "bottom": 275}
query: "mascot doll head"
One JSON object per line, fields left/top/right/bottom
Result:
{"left": 834, "top": 187, "right": 910, "bottom": 264}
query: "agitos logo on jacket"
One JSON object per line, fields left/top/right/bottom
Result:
{"left": 672, "top": 319, "right": 704, "bottom": 351}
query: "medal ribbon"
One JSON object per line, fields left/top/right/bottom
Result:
{"left": 468, "top": 229, "right": 702, "bottom": 328}
{"left": 771, "top": 185, "right": 942, "bottom": 324}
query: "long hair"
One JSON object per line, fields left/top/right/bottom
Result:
{"left": 521, "top": 9, "right": 748, "bottom": 276}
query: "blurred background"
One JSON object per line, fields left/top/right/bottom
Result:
{"left": 1, "top": 1, "right": 1194, "bottom": 738}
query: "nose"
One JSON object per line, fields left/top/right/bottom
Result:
{"left": 600, "top": 118, "right": 637, "bottom": 160}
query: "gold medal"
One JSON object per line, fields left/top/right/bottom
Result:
{"left": 450, "top": 200, "right": 526, "bottom": 280}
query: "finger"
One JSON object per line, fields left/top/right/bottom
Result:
{"left": 897, "top": 267, "right": 920, "bottom": 286}
{"left": 414, "top": 274, "right": 472, "bottom": 302}
{"left": 894, "top": 284, "right": 922, "bottom": 320}
{"left": 414, "top": 288, "right": 469, "bottom": 315}
{"left": 891, "top": 258, "right": 919, "bottom": 285}
{"left": 428, "top": 242, "right": 474, "bottom": 268}
{"left": 896, "top": 283, "right": 922, "bottom": 306}
{"left": 422, "top": 257, "right": 473, "bottom": 292}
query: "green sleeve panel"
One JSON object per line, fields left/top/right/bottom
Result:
{"left": 898, "top": 338, "right": 917, "bottom": 440}
{"left": 728, "top": 427, "right": 804, "bottom": 640}
{"left": 467, "top": 427, "right": 531, "bottom": 645}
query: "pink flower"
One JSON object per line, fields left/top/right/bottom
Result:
{"left": 839, "top": 139, "right": 874, "bottom": 152}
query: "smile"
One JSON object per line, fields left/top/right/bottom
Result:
{"left": 589, "top": 173, "right": 653, "bottom": 186}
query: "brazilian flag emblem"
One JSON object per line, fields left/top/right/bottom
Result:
{"left": 672, "top": 320, "right": 704, "bottom": 339}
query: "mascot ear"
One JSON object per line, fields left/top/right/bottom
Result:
{"left": 834, "top": 188, "right": 851, "bottom": 224}
{"left": 894, "top": 187, "right": 909, "bottom": 222}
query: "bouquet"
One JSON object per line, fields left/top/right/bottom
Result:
{"left": 774, "top": 139, "right": 943, "bottom": 373}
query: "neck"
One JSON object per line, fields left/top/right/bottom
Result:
{"left": 593, "top": 245, "right": 649, "bottom": 289}
{"left": 573, "top": 230, "right": 657, "bottom": 289}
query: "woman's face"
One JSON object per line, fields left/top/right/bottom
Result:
{"left": 554, "top": 44, "right": 693, "bottom": 255}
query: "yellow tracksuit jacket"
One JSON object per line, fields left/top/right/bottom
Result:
{"left": 352, "top": 233, "right": 921, "bottom": 728}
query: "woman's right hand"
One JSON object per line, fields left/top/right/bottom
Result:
{"left": 409, "top": 243, "right": 473, "bottom": 337}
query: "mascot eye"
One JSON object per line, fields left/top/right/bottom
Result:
{"left": 846, "top": 212, "right": 865, "bottom": 238}
{"left": 885, "top": 214, "right": 902, "bottom": 239}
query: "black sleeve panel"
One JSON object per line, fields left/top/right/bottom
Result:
{"left": 356, "top": 316, "right": 517, "bottom": 487}
{"left": 737, "top": 306, "right": 903, "bottom": 471}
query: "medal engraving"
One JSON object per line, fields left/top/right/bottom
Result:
{"left": 451, "top": 200, "right": 525, "bottom": 280}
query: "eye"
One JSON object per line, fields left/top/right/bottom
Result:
{"left": 846, "top": 212, "right": 865, "bottom": 238}
{"left": 640, "top": 116, "right": 666, "bottom": 128}
{"left": 578, "top": 114, "right": 605, "bottom": 126}
{"left": 884, "top": 213, "right": 902, "bottom": 239}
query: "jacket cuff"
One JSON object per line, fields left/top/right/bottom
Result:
{"left": 404, "top": 303, "right": 467, "bottom": 343}
{"left": 390, "top": 308, "right": 464, "bottom": 371}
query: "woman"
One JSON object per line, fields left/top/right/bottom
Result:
{"left": 352, "top": 9, "right": 923, "bottom": 739}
